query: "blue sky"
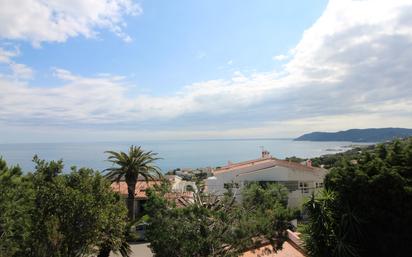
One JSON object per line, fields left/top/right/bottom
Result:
{"left": 1, "top": 0, "right": 412, "bottom": 143}
{"left": 14, "top": 0, "right": 327, "bottom": 93}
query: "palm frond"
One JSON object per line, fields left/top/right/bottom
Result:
{"left": 103, "top": 145, "right": 163, "bottom": 193}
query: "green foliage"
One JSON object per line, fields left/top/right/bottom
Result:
{"left": 242, "top": 182, "right": 289, "bottom": 209}
{"left": 0, "top": 156, "right": 129, "bottom": 257}
{"left": 303, "top": 138, "right": 412, "bottom": 257}
{"left": 0, "top": 158, "right": 33, "bottom": 257}
{"left": 104, "top": 145, "right": 162, "bottom": 220}
{"left": 285, "top": 156, "right": 306, "bottom": 164}
{"left": 303, "top": 190, "right": 361, "bottom": 257}
{"left": 145, "top": 182, "right": 292, "bottom": 257}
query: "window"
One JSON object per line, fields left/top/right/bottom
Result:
{"left": 299, "top": 181, "right": 309, "bottom": 193}
{"left": 224, "top": 182, "right": 239, "bottom": 189}
{"left": 315, "top": 182, "right": 324, "bottom": 188}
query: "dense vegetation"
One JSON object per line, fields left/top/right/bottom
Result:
{"left": 295, "top": 128, "right": 412, "bottom": 142}
{"left": 303, "top": 138, "right": 412, "bottom": 257}
{"left": 287, "top": 143, "right": 377, "bottom": 169}
{"left": 145, "top": 182, "right": 293, "bottom": 257}
{"left": 0, "top": 156, "right": 129, "bottom": 257}
{"left": 310, "top": 145, "right": 374, "bottom": 169}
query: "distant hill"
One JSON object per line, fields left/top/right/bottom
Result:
{"left": 294, "top": 128, "right": 412, "bottom": 142}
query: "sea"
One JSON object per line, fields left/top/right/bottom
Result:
{"left": 0, "top": 139, "right": 372, "bottom": 173}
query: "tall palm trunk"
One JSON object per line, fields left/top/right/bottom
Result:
{"left": 126, "top": 179, "right": 137, "bottom": 220}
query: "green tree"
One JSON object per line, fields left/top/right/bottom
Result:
{"left": 0, "top": 156, "right": 129, "bottom": 257}
{"left": 0, "top": 158, "right": 33, "bottom": 257}
{"left": 32, "top": 157, "right": 130, "bottom": 257}
{"left": 145, "top": 182, "right": 292, "bottom": 257}
{"left": 105, "top": 146, "right": 162, "bottom": 220}
{"left": 303, "top": 138, "right": 412, "bottom": 257}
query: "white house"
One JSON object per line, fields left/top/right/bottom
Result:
{"left": 166, "top": 175, "right": 198, "bottom": 193}
{"left": 205, "top": 151, "right": 327, "bottom": 208}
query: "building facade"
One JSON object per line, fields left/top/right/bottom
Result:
{"left": 205, "top": 151, "right": 327, "bottom": 208}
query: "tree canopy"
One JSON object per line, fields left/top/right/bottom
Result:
{"left": 0, "top": 156, "right": 129, "bottom": 257}
{"left": 303, "top": 138, "right": 412, "bottom": 257}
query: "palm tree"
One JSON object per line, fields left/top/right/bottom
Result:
{"left": 105, "top": 145, "right": 162, "bottom": 220}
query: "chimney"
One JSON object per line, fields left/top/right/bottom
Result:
{"left": 261, "top": 150, "right": 271, "bottom": 159}
{"left": 306, "top": 159, "right": 312, "bottom": 167}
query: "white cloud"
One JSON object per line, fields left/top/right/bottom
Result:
{"left": 0, "top": 46, "right": 34, "bottom": 79}
{"left": 1, "top": 0, "right": 412, "bottom": 141}
{"left": 9, "top": 62, "right": 33, "bottom": 79}
{"left": 272, "top": 54, "right": 289, "bottom": 61}
{"left": 0, "top": 46, "right": 19, "bottom": 62}
{"left": 0, "top": 0, "right": 141, "bottom": 45}
{"left": 0, "top": 68, "right": 285, "bottom": 126}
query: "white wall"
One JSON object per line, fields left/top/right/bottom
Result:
{"left": 170, "top": 176, "right": 198, "bottom": 193}
{"left": 205, "top": 165, "right": 326, "bottom": 208}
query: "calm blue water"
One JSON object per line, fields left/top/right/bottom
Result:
{"left": 0, "top": 139, "right": 371, "bottom": 173}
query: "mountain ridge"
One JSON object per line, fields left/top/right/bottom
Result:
{"left": 294, "top": 128, "right": 412, "bottom": 142}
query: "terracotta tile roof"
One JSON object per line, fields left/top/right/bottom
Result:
{"left": 213, "top": 158, "right": 322, "bottom": 175}
{"left": 164, "top": 192, "right": 194, "bottom": 207}
{"left": 271, "top": 159, "right": 318, "bottom": 172}
{"left": 111, "top": 181, "right": 161, "bottom": 199}
{"left": 214, "top": 158, "right": 274, "bottom": 173}
{"left": 241, "top": 241, "right": 305, "bottom": 257}
{"left": 110, "top": 181, "right": 194, "bottom": 202}
{"left": 242, "top": 230, "right": 306, "bottom": 257}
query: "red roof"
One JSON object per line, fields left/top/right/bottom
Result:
{"left": 110, "top": 181, "right": 193, "bottom": 201}
{"left": 242, "top": 241, "right": 305, "bottom": 257}
{"left": 111, "top": 181, "right": 161, "bottom": 199}
{"left": 214, "top": 157, "right": 321, "bottom": 174}
{"left": 242, "top": 230, "right": 306, "bottom": 257}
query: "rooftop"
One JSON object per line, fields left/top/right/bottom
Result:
{"left": 241, "top": 241, "right": 305, "bottom": 257}
{"left": 214, "top": 157, "right": 323, "bottom": 174}
{"left": 242, "top": 230, "right": 306, "bottom": 257}
{"left": 110, "top": 181, "right": 193, "bottom": 200}
{"left": 111, "top": 181, "right": 161, "bottom": 199}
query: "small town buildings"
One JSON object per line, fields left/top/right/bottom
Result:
{"left": 166, "top": 175, "right": 198, "bottom": 193}
{"left": 111, "top": 175, "right": 195, "bottom": 216}
{"left": 205, "top": 151, "right": 327, "bottom": 208}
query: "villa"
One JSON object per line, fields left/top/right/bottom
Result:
{"left": 205, "top": 150, "right": 327, "bottom": 208}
